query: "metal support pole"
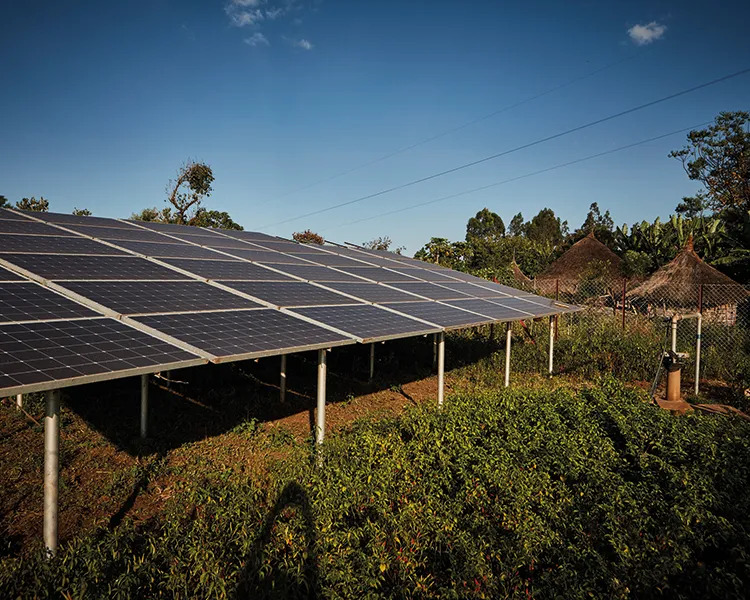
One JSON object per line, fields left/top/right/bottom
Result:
{"left": 504, "top": 322, "right": 512, "bottom": 388}
{"left": 140, "top": 374, "right": 148, "bottom": 439}
{"left": 432, "top": 333, "right": 438, "bottom": 369}
{"left": 16, "top": 394, "right": 22, "bottom": 410}
{"left": 437, "top": 332, "right": 445, "bottom": 407}
{"left": 548, "top": 316, "right": 555, "bottom": 377}
{"left": 280, "top": 354, "right": 287, "bottom": 403}
{"left": 316, "top": 349, "right": 327, "bottom": 448}
{"left": 671, "top": 316, "right": 678, "bottom": 353}
{"left": 621, "top": 278, "right": 627, "bottom": 331}
{"left": 44, "top": 389, "right": 60, "bottom": 556}
{"left": 695, "top": 314, "right": 702, "bottom": 395}
{"left": 368, "top": 343, "right": 375, "bottom": 382}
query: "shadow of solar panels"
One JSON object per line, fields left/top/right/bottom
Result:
{"left": 216, "top": 249, "right": 313, "bottom": 263}
{"left": 321, "top": 282, "right": 424, "bottom": 303}
{"left": 220, "top": 281, "right": 362, "bottom": 307}
{"left": 259, "top": 263, "right": 363, "bottom": 282}
{"left": 333, "top": 266, "right": 421, "bottom": 282}
{"left": 290, "top": 304, "right": 439, "bottom": 342}
{"left": 0, "top": 318, "right": 203, "bottom": 394}
{"left": 133, "top": 309, "right": 354, "bottom": 360}
{"left": 0, "top": 283, "right": 98, "bottom": 322}
{"left": 161, "top": 259, "right": 294, "bottom": 281}
{"left": 108, "top": 240, "right": 228, "bottom": 260}
{"left": 387, "top": 282, "right": 473, "bottom": 300}
{"left": 2, "top": 255, "right": 187, "bottom": 281}
{"left": 0, "top": 236, "right": 127, "bottom": 255}
{"left": 67, "top": 224, "right": 178, "bottom": 243}
{"left": 61, "top": 281, "right": 263, "bottom": 315}
{"left": 0, "top": 266, "right": 25, "bottom": 281}
{"left": 384, "top": 301, "right": 494, "bottom": 328}
{"left": 443, "top": 298, "right": 534, "bottom": 319}
{"left": 0, "top": 220, "right": 78, "bottom": 236}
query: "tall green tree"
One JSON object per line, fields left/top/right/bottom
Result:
{"left": 525, "top": 208, "right": 564, "bottom": 246}
{"left": 507, "top": 212, "right": 526, "bottom": 237}
{"left": 16, "top": 197, "right": 49, "bottom": 212}
{"left": 465, "top": 208, "right": 505, "bottom": 241}
{"left": 574, "top": 202, "right": 615, "bottom": 246}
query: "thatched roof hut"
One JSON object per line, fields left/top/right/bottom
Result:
{"left": 536, "top": 232, "right": 622, "bottom": 294}
{"left": 629, "top": 237, "right": 748, "bottom": 310}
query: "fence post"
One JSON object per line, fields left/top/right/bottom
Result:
{"left": 554, "top": 279, "right": 559, "bottom": 342}
{"left": 621, "top": 278, "right": 626, "bottom": 331}
{"left": 696, "top": 284, "right": 704, "bottom": 395}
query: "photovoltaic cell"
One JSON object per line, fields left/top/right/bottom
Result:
{"left": 220, "top": 281, "right": 360, "bottom": 307}
{"left": 125, "top": 220, "right": 216, "bottom": 234}
{"left": 435, "top": 281, "right": 511, "bottom": 298}
{"left": 61, "top": 281, "right": 262, "bottom": 315}
{"left": 0, "top": 283, "right": 98, "bottom": 322}
{"left": 67, "top": 225, "right": 175, "bottom": 243}
{"left": 291, "top": 304, "right": 439, "bottom": 341}
{"left": 211, "top": 230, "right": 281, "bottom": 242}
{"left": 384, "top": 301, "right": 494, "bottom": 328}
{"left": 333, "top": 266, "right": 419, "bottom": 282}
{"left": 193, "top": 237, "right": 263, "bottom": 250}
{"left": 485, "top": 296, "right": 564, "bottom": 315}
{"left": 295, "top": 253, "right": 373, "bottom": 268}
{"left": 0, "top": 221, "right": 76, "bottom": 236}
{"left": 33, "top": 212, "right": 130, "bottom": 228}
{"left": 444, "top": 298, "right": 533, "bottom": 319}
{"left": 0, "top": 318, "right": 200, "bottom": 392}
{"left": 260, "top": 263, "right": 363, "bottom": 282}
{"left": 217, "top": 249, "right": 313, "bottom": 263}
{"left": 2, "top": 254, "right": 186, "bottom": 281}
{"left": 0, "top": 209, "right": 33, "bottom": 221}
{"left": 0, "top": 236, "right": 126, "bottom": 256}
{"left": 0, "top": 266, "right": 25, "bottom": 281}
{"left": 321, "top": 282, "right": 425, "bottom": 303}
{"left": 161, "top": 259, "right": 294, "bottom": 280}
{"left": 106, "top": 240, "right": 227, "bottom": 259}
{"left": 388, "top": 268, "right": 460, "bottom": 282}
{"left": 387, "top": 282, "right": 473, "bottom": 300}
{"left": 134, "top": 309, "right": 353, "bottom": 359}
{"left": 251, "top": 241, "right": 311, "bottom": 253}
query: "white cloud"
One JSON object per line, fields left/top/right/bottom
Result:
{"left": 627, "top": 21, "right": 667, "bottom": 45}
{"left": 295, "top": 38, "right": 313, "bottom": 50}
{"left": 244, "top": 32, "right": 269, "bottom": 46}
{"left": 227, "top": 7, "right": 264, "bottom": 27}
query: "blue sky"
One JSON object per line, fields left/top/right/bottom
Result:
{"left": 1, "top": 1, "right": 748, "bottom": 254}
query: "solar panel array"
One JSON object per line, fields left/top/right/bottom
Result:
{"left": 0, "top": 208, "right": 577, "bottom": 396}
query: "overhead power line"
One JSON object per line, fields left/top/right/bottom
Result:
{"left": 332, "top": 122, "right": 712, "bottom": 229}
{"left": 262, "top": 66, "right": 750, "bottom": 229}
{"left": 268, "top": 51, "right": 645, "bottom": 201}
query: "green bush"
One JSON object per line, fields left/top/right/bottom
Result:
{"left": 3, "top": 378, "right": 750, "bottom": 599}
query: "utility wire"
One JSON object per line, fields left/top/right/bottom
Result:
{"left": 333, "top": 122, "right": 711, "bottom": 228}
{"left": 262, "top": 67, "right": 750, "bottom": 229}
{"left": 267, "top": 52, "right": 645, "bottom": 201}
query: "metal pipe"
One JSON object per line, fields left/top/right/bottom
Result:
{"left": 548, "top": 316, "right": 555, "bottom": 376}
{"left": 437, "top": 332, "right": 445, "bottom": 406}
{"left": 432, "top": 333, "right": 437, "bottom": 369}
{"left": 671, "top": 315, "right": 678, "bottom": 353}
{"left": 280, "top": 354, "right": 287, "bottom": 403}
{"left": 504, "top": 322, "right": 512, "bottom": 388}
{"left": 695, "top": 313, "right": 702, "bottom": 395}
{"left": 140, "top": 374, "right": 148, "bottom": 439}
{"left": 44, "top": 389, "right": 60, "bottom": 556}
{"left": 369, "top": 343, "right": 375, "bottom": 382}
{"left": 316, "top": 349, "right": 327, "bottom": 447}
{"left": 621, "top": 278, "right": 627, "bottom": 331}
{"left": 16, "top": 394, "right": 22, "bottom": 410}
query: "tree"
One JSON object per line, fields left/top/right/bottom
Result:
{"left": 465, "top": 208, "right": 505, "bottom": 242}
{"left": 669, "top": 111, "right": 750, "bottom": 213}
{"left": 526, "top": 208, "right": 564, "bottom": 246}
{"left": 508, "top": 212, "right": 526, "bottom": 237}
{"left": 675, "top": 193, "right": 709, "bottom": 218}
{"left": 131, "top": 207, "right": 174, "bottom": 223}
{"left": 165, "top": 160, "right": 215, "bottom": 225}
{"left": 292, "top": 230, "right": 324, "bottom": 245}
{"left": 362, "top": 236, "right": 405, "bottom": 254}
{"left": 192, "top": 209, "right": 243, "bottom": 230}
{"left": 16, "top": 197, "right": 49, "bottom": 212}
{"left": 575, "top": 202, "right": 614, "bottom": 246}
{"left": 72, "top": 207, "right": 92, "bottom": 216}
{"left": 414, "top": 237, "right": 461, "bottom": 268}
{"left": 0, "top": 195, "right": 9, "bottom": 208}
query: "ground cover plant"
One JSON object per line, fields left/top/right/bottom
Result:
{"left": 2, "top": 374, "right": 749, "bottom": 599}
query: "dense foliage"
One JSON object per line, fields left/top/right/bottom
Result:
{"left": 3, "top": 378, "right": 749, "bottom": 599}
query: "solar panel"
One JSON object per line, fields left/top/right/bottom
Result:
{"left": 191, "top": 237, "right": 262, "bottom": 250}
{"left": 321, "top": 282, "right": 425, "bottom": 303}
{"left": 0, "top": 236, "right": 126, "bottom": 256}
{"left": 290, "top": 304, "right": 439, "bottom": 341}
{"left": 32, "top": 212, "right": 130, "bottom": 228}
{"left": 0, "top": 318, "right": 201, "bottom": 393}
{"left": 435, "top": 281, "right": 511, "bottom": 298}
{"left": 66, "top": 224, "right": 175, "bottom": 243}
{"left": 106, "top": 240, "right": 227, "bottom": 260}
{"left": 210, "top": 230, "right": 281, "bottom": 242}
{"left": 251, "top": 240, "right": 311, "bottom": 253}
{"left": 388, "top": 268, "right": 461, "bottom": 282}
{"left": 0, "top": 265, "right": 25, "bottom": 281}
{"left": 125, "top": 220, "right": 215, "bottom": 234}
{"left": 444, "top": 298, "right": 533, "bottom": 319}
{"left": 484, "top": 296, "right": 565, "bottom": 315}
{"left": 157, "top": 230, "right": 231, "bottom": 244}
{"left": 387, "top": 282, "right": 473, "bottom": 300}
{"left": 61, "top": 281, "right": 263, "bottom": 315}
{"left": 134, "top": 309, "right": 353, "bottom": 359}
{"left": 220, "top": 281, "right": 361, "bottom": 307}
{"left": 0, "top": 283, "right": 98, "bottom": 322}
{"left": 295, "top": 253, "right": 373, "bottom": 268}
{"left": 161, "top": 258, "right": 294, "bottom": 281}
{"left": 0, "top": 209, "right": 33, "bottom": 221}
{"left": 260, "top": 263, "right": 363, "bottom": 282}
{"left": 2, "top": 254, "right": 187, "bottom": 281}
{"left": 0, "top": 220, "right": 76, "bottom": 236}
{"left": 216, "top": 249, "right": 313, "bottom": 264}
{"left": 384, "top": 301, "right": 494, "bottom": 328}
{"left": 333, "top": 266, "right": 419, "bottom": 282}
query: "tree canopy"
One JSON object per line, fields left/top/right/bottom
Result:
{"left": 465, "top": 208, "right": 505, "bottom": 241}
{"left": 292, "top": 230, "right": 324, "bottom": 245}
{"left": 16, "top": 197, "right": 49, "bottom": 212}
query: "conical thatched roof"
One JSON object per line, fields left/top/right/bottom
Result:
{"left": 630, "top": 237, "right": 747, "bottom": 308}
{"left": 510, "top": 259, "right": 532, "bottom": 288}
{"left": 536, "top": 232, "right": 622, "bottom": 292}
